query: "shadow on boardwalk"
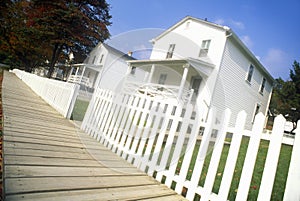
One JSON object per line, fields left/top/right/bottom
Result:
{"left": 2, "top": 71, "right": 186, "bottom": 201}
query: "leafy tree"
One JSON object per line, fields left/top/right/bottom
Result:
{"left": 0, "top": 0, "right": 111, "bottom": 76}
{"left": 270, "top": 61, "right": 300, "bottom": 133}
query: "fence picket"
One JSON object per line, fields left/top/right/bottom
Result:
{"left": 139, "top": 100, "right": 164, "bottom": 172}
{"left": 128, "top": 97, "right": 152, "bottom": 163}
{"left": 257, "top": 114, "right": 285, "bottom": 201}
{"left": 156, "top": 104, "right": 183, "bottom": 182}
{"left": 217, "top": 110, "right": 247, "bottom": 200}
{"left": 147, "top": 102, "right": 175, "bottom": 177}
{"left": 235, "top": 112, "right": 265, "bottom": 201}
{"left": 165, "top": 104, "right": 193, "bottom": 187}
{"left": 119, "top": 96, "right": 140, "bottom": 157}
{"left": 135, "top": 99, "right": 160, "bottom": 170}
{"left": 283, "top": 120, "right": 300, "bottom": 201}
{"left": 186, "top": 108, "right": 216, "bottom": 200}
{"left": 201, "top": 108, "right": 231, "bottom": 201}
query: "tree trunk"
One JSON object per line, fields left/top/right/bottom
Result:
{"left": 47, "top": 44, "right": 63, "bottom": 78}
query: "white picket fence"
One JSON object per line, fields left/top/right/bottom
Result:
{"left": 81, "top": 88, "right": 300, "bottom": 201}
{"left": 12, "top": 69, "right": 79, "bottom": 118}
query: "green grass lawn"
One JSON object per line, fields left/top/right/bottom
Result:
{"left": 71, "top": 99, "right": 90, "bottom": 121}
{"left": 160, "top": 136, "right": 292, "bottom": 200}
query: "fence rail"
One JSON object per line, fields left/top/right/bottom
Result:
{"left": 82, "top": 88, "right": 300, "bottom": 201}
{"left": 12, "top": 69, "right": 79, "bottom": 118}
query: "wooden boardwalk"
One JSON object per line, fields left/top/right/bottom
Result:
{"left": 2, "top": 71, "right": 186, "bottom": 201}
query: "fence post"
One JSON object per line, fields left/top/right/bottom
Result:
{"left": 66, "top": 84, "right": 79, "bottom": 119}
{"left": 283, "top": 120, "right": 300, "bottom": 201}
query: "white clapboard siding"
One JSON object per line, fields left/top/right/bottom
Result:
{"left": 81, "top": 88, "right": 299, "bottom": 201}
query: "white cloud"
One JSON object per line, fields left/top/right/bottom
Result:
{"left": 241, "top": 35, "right": 253, "bottom": 48}
{"left": 230, "top": 19, "right": 245, "bottom": 30}
{"left": 262, "top": 48, "right": 291, "bottom": 79}
{"left": 214, "top": 18, "right": 225, "bottom": 25}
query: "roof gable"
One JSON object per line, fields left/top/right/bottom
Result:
{"left": 151, "top": 16, "right": 228, "bottom": 43}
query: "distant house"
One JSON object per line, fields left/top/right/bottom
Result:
{"left": 124, "top": 16, "right": 274, "bottom": 129}
{"left": 67, "top": 43, "right": 146, "bottom": 93}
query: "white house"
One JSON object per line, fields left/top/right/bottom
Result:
{"left": 125, "top": 16, "right": 274, "bottom": 129}
{"left": 68, "top": 43, "right": 146, "bottom": 93}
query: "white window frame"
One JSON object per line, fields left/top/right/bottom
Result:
{"left": 252, "top": 103, "right": 261, "bottom": 123}
{"left": 166, "top": 44, "right": 175, "bottom": 59}
{"left": 246, "top": 64, "right": 254, "bottom": 83}
{"left": 199, "top": 39, "right": 211, "bottom": 57}
{"left": 259, "top": 77, "right": 266, "bottom": 94}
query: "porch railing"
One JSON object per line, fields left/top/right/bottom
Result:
{"left": 68, "top": 75, "right": 91, "bottom": 87}
{"left": 123, "top": 81, "right": 194, "bottom": 104}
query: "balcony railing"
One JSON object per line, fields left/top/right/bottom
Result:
{"left": 67, "top": 75, "right": 91, "bottom": 87}
{"left": 123, "top": 81, "right": 194, "bottom": 104}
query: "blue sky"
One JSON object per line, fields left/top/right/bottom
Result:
{"left": 106, "top": 0, "right": 300, "bottom": 79}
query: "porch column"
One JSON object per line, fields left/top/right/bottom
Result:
{"left": 147, "top": 64, "right": 155, "bottom": 83}
{"left": 79, "top": 65, "right": 86, "bottom": 84}
{"left": 75, "top": 66, "right": 79, "bottom": 77}
{"left": 67, "top": 66, "right": 74, "bottom": 81}
{"left": 178, "top": 63, "right": 189, "bottom": 100}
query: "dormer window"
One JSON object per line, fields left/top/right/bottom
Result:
{"left": 166, "top": 44, "right": 175, "bottom": 59}
{"left": 199, "top": 39, "right": 211, "bottom": 57}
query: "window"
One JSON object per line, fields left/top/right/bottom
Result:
{"left": 99, "top": 54, "right": 104, "bottom": 64}
{"left": 260, "top": 77, "right": 266, "bottom": 94}
{"left": 246, "top": 64, "right": 254, "bottom": 83}
{"left": 130, "top": 66, "right": 136, "bottom": 75}
{"left": 252, "top": 103, "right": 261, "bottom": 122}
{"left": 199, "top": 40, "right": 211, "bottom": 57}
{"left": 92, "top": 56, "right": 96, "bottom": 64}
{"left": 166, "top": 44, "right": 175, "bottom": 59}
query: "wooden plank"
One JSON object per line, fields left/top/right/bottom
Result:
{"left": 5, "top": 184, "right": 180, "bottom": 201}
{"left": 5, "top": 165, "right": 143, "bottom": 178}
{"left": 5, "top": 175, "right": 158, "bottom": 195}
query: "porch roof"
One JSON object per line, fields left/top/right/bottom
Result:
{"left": 72, "top": 63, "right": 103, "bottom": 71}
{"left": 127, "top": 57, "right": 215, "bottom": 77}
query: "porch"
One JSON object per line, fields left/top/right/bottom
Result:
{"left": 67, "top": 63, "right": 102, "bottom": 90}
{"left": 126, "top": 58, "right": 215, "bottom": 104}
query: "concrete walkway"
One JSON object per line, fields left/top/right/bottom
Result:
{"left": 2, "top": 71, "right": 186, "bottom": 201}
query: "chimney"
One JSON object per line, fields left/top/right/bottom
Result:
{"left": 128, "top": 51, "right": 133, "bottom": 57}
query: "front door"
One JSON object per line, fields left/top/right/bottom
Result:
{"left": 190, "top": 76, "right": 202, "bottom": 101}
